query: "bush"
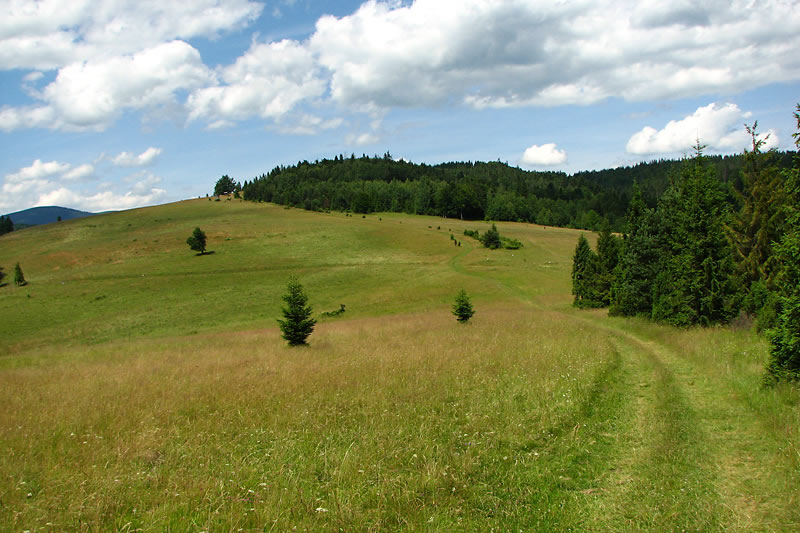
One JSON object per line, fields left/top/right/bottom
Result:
{"left": 481, "top": 224, "right": 502, "bottom": 249}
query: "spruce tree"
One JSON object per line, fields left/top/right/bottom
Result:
{"left": 596, "top": 223, "right": 621, "bottom": 306}
{"left": 452, "top": 289, "right": 475, "bottom": 323}
{"left": 730, "top": 122, "right": 786, "bottom": 290}
{"left": 0, "top": 215, "right": 13, "bottom": 235}
{"left": 277, "top": 278, "right": 316, "bottom": 346}
{"left": 572, "top": 234, "right": 602, "bottom": 308}
{"left": 14, "top": 262, "right": 26, "bottom": 287}
{"left": 651, "top": 145, "right": 738, "bottom": 326}
{"left": 186, "top": 227, "right": 207, "bottom": 255}
{"left": 766, "top": 104, "right": 800, "bottom": 382}
{"left": 610, "top": 183, "right": 658, "bottom": 316}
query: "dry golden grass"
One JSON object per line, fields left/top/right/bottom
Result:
{"left": 0, "top": 305, "right": 620, "bottom": 530}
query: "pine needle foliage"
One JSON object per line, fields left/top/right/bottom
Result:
{"left": 452, "top": 289, "right": 475, "bottom": 323}
{"left": 610, "top": 182, "right": 659, "bottom": 316}
{"left": 571, "top": 234, "right": 603, "bottom": 308}
{"left": 651, "top": 145, "right": 738, "bottom": 326}
{"left": 186, "top": 227, "right": 207, "bottom": 255}
{"left": 277, "top": 278, "right": 316, "bottom": 346}
{"left": 766, "top": 104, "right": 800, "bottom": 382}
{"left": 14, "top": 262, "right": 26, "bottom": 287}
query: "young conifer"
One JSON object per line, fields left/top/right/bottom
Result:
{"left": 571, "top": 234, "right": 602, "bottom": 308}
{"left": 14, "top": 262, "right": 26, "bottom": 286}
{"left": 277, "top": 278, "right": 316, "bottom": 346}
{"left": 452, "top": 289, "right": 475, "bottom": 323}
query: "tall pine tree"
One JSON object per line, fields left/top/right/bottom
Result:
{"left": 610, "top": 182, "right": 659, "bottom": 316}
{"left": 572, "top": 234, "right": 602, "bottom": 308}
{"left": 766, "top": 104, "right": 800, "bottom": 381}
{"left": 595, "top": 222, "right": 622, "bottom": 306}
{"left": 730, "top": 122, "right": 786, "bottom": 290}
{"left": 651, "top": 144, "right": 739, "bottom": 326}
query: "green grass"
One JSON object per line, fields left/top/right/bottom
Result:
{"left": 0, "top": 199, "right": 798, "bottom": 530}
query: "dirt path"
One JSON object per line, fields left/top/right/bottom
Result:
{"left": 448, "top": 241, "right": 799, "bottom": 530}
{"left": 578, "top": 320, "right": 800, "bottom": 531}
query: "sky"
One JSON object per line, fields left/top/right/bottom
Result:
{"left": 2, "top": 0, "right": 799, "bottom": 215}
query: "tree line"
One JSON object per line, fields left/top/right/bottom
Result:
{"left": 237, "top": 152, "right": 794, "bottom": 232}
{"left": 0, "top": 215, "right": 14, "bottom": 236}
{"left": 572, "top": 107, "right": 800, "bottom": 382}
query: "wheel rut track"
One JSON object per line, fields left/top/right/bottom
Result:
{"left": 448, "top": 243, "right": 800, "bottom": 531}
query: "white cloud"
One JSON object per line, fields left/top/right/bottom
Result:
{"left": 112, "top": 147, "right": 163, "bottom": 167}
{"left": 626, "top": 103, "right": 779, "bottom": 155}
{"left": 1, "top": 41, "right": 213, "bottom": 132}
{"left": 3, "top": 0, "right": 800, "bottom": 133}
{"left": 307, "top": 0, "right": 800, "bottom": 111}
{"left": 346, "top": 132, "right": 380, "bottom": 146}
{"left": 33, "top": 186, "right": 167, "bottom": 213}
{"left": 274, "top": 114, "right": 344, "bottom": 135}
{"left": 0, "top": 0, "right": 263, "bottom": 70}
{"left": 187, "top": 39, "right": 327, "bottom": 127}
{"left": 62, "top": 164, "right": 95, "bottom": 181}
{"left": 6, "top": 159, "right": 70, "bottom": 183}
{"left": 520, "top": 143, "right": 567, "bottom": 167}
{"left": 1, "top": 153, "right": 168, "bottom": 212}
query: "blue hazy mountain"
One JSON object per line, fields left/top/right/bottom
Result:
{"left": 3, "top": 206, "right": 95, "bottom": 227}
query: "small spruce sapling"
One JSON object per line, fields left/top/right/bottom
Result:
{"left": 277, "top": 278, "right": 316, "bottom": 346}
{"left": 186, "top": 227, "right": 207, "bottom": 255}
{"left": 452, "top": 289, "right": 475, "bottom": 323}
{"left": 14, "top": 262, "right": 26, "bottom": 286}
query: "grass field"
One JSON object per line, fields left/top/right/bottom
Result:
{"left": 1, "top": 199, "right": 798, "bottom": 531}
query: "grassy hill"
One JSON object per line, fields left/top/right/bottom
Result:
{"left": 0, "top": 199, "right": 798, "bottom": 530}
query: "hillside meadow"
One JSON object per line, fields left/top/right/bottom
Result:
{"left": 0, "top": 199, "right": 798, "bottom": 531}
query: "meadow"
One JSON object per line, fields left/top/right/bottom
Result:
{"left": 0, "top": 199, "right": 798, "bottom": 531}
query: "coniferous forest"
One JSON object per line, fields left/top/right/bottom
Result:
{"left": 240, "top": 150, "right": 796, "bottom": 232}
{"left": 571, "top": 108, "right": 800, "bottom": 382}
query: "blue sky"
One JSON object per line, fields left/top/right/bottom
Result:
{"left": 2, "top": 0, "right": 799, "bottom": 214}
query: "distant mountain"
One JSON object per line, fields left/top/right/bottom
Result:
{"left": 2, "top": 206, "right": 95, "bottom": 227}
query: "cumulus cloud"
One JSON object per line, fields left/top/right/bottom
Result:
{"left": 33, "top": 186, "right": 167, "bottom": 213}
{"left": 308, "top": 0, "right": 800, "bottom": 111}
{"left": 62, "top": 164, "right": 95, "bottom": 181}
{"left": 3, "top": 0, "right": 800, "bottom": 132}
{"left": 0, "top": 0, "right": 263, "bottom": 70}
{"left": 626, "top": 103, "right": 779, "bottom": 155}
{"left": 112, "top": 147, "right": 163, "bottom": 167}
{"left": 274, "top": 114, "right": 344, "bottom": 135}
{"left": 520, "top": 143, "right": 567, "bottom": 167}
{"left": 1, "top": 41, "right": 213, "bottom": 131}
{"left": 187, "top": 39, "right": 327, "bottom": 128}
{"left": 5, "top": 159, "right": 70, "bottom": 183}
{"left": 1, "top": 154, "right": 166, "bottom": 213}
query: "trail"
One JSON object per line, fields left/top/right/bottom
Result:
{"left": 448, "top": 242, "right": 800, "bottom": 531}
